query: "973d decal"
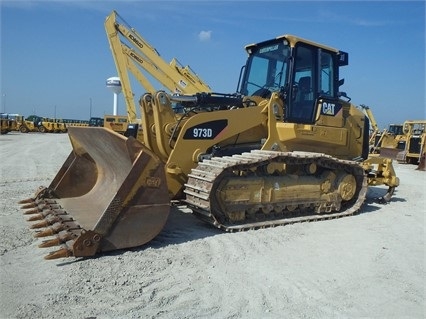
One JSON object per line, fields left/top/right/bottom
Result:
{"left": 183, "top": 119, "right": 228, "bottom": 140}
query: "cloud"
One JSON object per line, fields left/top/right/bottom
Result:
{"left": 198, "top": 30, "right": 212, "bottom": 42}
{"left": 354, "top": 19, "right": 388, "bottom": 27}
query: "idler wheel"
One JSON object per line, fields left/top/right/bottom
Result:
{"left": 337, "top": 174, "right": 357, "bottom": 201}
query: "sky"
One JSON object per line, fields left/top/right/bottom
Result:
{"left": 1, "top": 0, "right": 425, "bottom": 129}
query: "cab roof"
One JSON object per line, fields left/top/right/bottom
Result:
{"left": 245, "top": 34, "right": 339, "bottom": 53}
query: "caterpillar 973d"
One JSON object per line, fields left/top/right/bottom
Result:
{"left": 20, "top": 12, "right": 399, "bottom": 260}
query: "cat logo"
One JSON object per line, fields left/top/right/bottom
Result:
{"left": 321, "top": 101, "right": 342, "bottom": 116}
{"left": 322, "top": 102, "right": 336, "bottom": 115}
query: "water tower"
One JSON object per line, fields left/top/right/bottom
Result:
{"left": 106, "top": 77, "right": 122, "bottom": 115}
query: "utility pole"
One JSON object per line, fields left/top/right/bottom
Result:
{"left": 2, "top": 93, "right": 6, "bottom": 113}
{"left": 89, "top": 98, "right": 92, "bottom": 118}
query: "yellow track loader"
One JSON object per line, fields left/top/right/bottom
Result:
{"left": 20, "top": 16, "right": 399, "bottom": 260}
{"left": 380, "top": 120, "right": 426, "bottom": 165}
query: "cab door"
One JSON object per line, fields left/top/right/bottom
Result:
{"left": 287, "top": 43, "right": 339, "bottom": 125}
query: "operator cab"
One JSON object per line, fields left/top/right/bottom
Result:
{"left": 239, "top": 35, "right": 348, "bottom": 124}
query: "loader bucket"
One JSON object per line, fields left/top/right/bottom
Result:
{"left": 416, "top": 152, "right": 426, "bottom": 171}
{"left": 379, "top": 147, "right": 404, "bottom": 160}
{"left": 19, "top": 127, "right": 170, "bottom": 259}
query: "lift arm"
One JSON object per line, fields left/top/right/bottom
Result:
{"left": 105, "top": 11, "right": 212, "bottom": 122}
{"left": 360, "top": 104, "right": 379, "bottom": 132}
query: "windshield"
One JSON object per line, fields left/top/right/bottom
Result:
{"left": 388, "top": 125, "right": 403, "bottom": 135}
{"left": 240, "top": 40, "right": 290, "bottom": 97}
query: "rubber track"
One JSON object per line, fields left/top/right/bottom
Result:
{"left": 184, "top": 150, "right": 368, "bottom": 232}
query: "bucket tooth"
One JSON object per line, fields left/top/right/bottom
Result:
{"left": 26, "top": 209, "right": 66, "bottom": 221}
{"left": 30, "top": 215, "right": 74, "bottom": 229}
{"left": 34, "top": 228, "right": 55, "bottom": 238}
{"left": 22, "top": 204, "right": 47, "bottom": 213}
{"left": 39, "top": 238, "right": 62, "bottom": 248}
{"left": 18, "top": 197, "right": 35, "bottom": 205}
{"left": 21, "top": 198, "right": 58, "bottom": 210}
{"left": 23, "top": 208, "right": 40, "bottom": 215}
{"left": 38, "top": 231, "right": 77, "bottom": 248}
{"left": 44, "top": 246, "right": 73, "bottom": 260}
{"left": 34, "top": 223, "right": 63, "bottom": 238}
{"left": 27, "top": 214, "right": 45, "bottom": 222}
{"left": 30, "top": 220, "right": 51, "bottom": 229}
{"left": 21, "top": 202, "right": 37, "bottom": 209}
{"left": 18, "top": 186, "right": 50, "bottom": 205}
{"left": 34, "top": 221, "right": 80, "bottom": 238}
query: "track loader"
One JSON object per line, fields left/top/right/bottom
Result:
{"left": 380, "top": 120, "right": 426, "bottom": 165}
{"left": 20, "top": 26, "right": 399, "bottom": 259}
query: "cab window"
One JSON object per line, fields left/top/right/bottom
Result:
{"left": 288, "top": 45, "right": 315, "bottom": 123}
{"left": 320, "top": 51, "right": 335, "bottom": 97}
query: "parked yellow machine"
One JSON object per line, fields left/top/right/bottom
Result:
{"left": 64, "top": 119, "right": 89, "bottom": 127}
{"left": 19, "top": 118, "right": 40, "bottom": 133}
{"left": 0, "top": 113, "right": 17, "bottom": 134}
{"left": 37, "top": 118, "right": 67, "bottom": 133}
{"left": 20, "top": 13, "right": 399, "bottom": 260}
{"left": 380, "top": 120, "right": 426, "bottom": 165}
{"left": 378, "top": 124, "right": 404, "bottom": 148}
{"left": 397, "top": 121, "right": 426, "bottom": 164}
{"left": 416, "top": 136, "right": 426, "bottom": 170}
{"left": 103, "top": 114, "right": 129, "bottom": 135}
{"left": 2, "top": 113, "right": 23, "bottom": 132}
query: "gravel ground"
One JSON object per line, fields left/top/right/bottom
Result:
{"left": 0, "top": 131, "right": 425, "bottom": 319}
